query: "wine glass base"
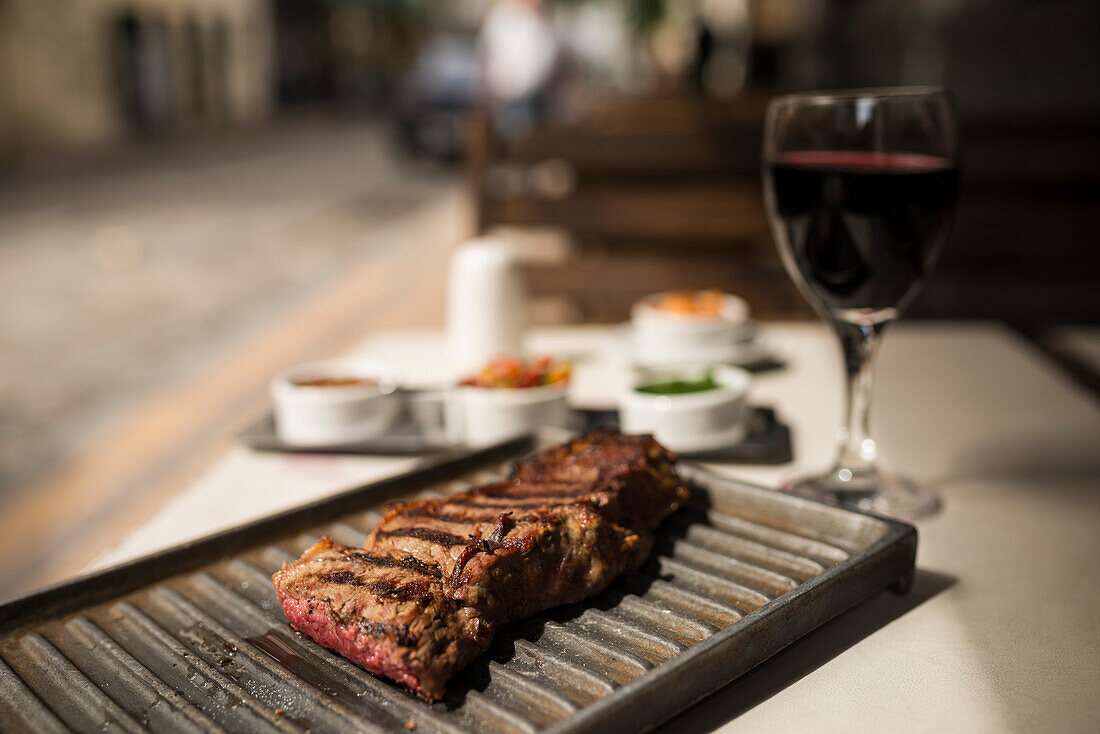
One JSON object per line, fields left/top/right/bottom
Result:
{"left": 780, "top": 471, "right": 941, "bottom": 521}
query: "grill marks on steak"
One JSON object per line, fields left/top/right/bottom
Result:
{"left": 375, "top": 525, "right": 470, "bottom": 548}
{"left": 442, "top": 503, "right": 651, "bottom": 620}
{"left": 321, "top": 571, "right": 436, "bottom": 605}
{"left": 272, "top": 537, "right": 491, "bottom": 697}
{"left": 272, "top": 429, "right": 689, "bottom": 700}
{"left": 345, "top": 551, "right": 444, "bottom": 579}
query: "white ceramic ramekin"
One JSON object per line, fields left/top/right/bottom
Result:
{"left": 271, "top": 359, "right": 402, "bottom": 446}
{"left": 618, "top": 365, "right": 752, "bottom": 452}
{"left": 630, "top": 291, "right": 754, "bottom": 366}
{"left": 444, "top": 384, "right": 571, "bottom": 447}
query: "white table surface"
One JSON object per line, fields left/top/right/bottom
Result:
{"left": 94, "top": 322, "right": 1100, "bottom": 732}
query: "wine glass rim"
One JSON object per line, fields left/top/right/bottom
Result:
{"left": 770, "top": 86, "right": 950, "bottom": 106}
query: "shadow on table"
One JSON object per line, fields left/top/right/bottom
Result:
{"left": 938, "top": 423, "right": 1100, "bottom": 486}
{"left": 655, "top": 568, "right": 957, "bottom": 733}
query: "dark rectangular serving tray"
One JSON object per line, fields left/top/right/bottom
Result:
{"left": 0, "top": 435, "right": 915, "bottom": 734}
{"left": 239, "top": 406, "right": 791, "bottom": 464}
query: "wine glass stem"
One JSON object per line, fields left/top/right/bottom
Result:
{"left": 831, "top": 319, "right": 886, "bottom": 491}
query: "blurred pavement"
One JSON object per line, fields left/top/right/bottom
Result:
{"left": 0, "top": 116, "right": 458, "bottom": 504}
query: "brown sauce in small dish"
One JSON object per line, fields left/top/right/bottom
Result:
{"left": 293, "top": 376, "right": 377, "bottom": 388}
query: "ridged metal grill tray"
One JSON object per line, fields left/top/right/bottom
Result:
{"left": 0, "top": 436, "right": 916, "bottom": 733}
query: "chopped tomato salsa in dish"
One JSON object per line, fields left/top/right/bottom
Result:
{"left": 459, "top": 355, "right": 572, "bottom": 389}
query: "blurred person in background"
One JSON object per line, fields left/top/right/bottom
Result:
{"left": 477, "top": 0, "right": 564, "bottom": 139}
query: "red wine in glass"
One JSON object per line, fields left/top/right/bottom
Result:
{"left": 768, "top": 151, "right": 958, "bottom": 321}
{"left": 762, "top": 88, "right": 960, "bottom": 520}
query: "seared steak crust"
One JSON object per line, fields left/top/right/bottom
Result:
{"left": 272, "top": 537, "right": 491, "bottom": 698}
{"left": 272, "top": 429, "right": 688, "bottom": 700}
{"left": 370, "top": 501, "right": 651, "bottom": 620}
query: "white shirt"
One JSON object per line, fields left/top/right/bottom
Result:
{"left": 479, "top": 3, "right": 560, "bottom": 102}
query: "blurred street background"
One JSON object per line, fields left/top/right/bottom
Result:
{"left": 0, "top": 115, "right": 455, "bottom": 504}
{"left": 1, "top": 0, "right": 1098, "bottom": 594}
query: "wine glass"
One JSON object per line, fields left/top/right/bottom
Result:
{"left": 762, "top": 87, "right": 959, "bottom": 519}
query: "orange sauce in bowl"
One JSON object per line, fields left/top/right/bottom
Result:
{"left": 653, "top": 289, "right": 726, "bottom": 317}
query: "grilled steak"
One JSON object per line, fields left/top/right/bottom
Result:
{"left": 273, "top": 537, "right": 491, "bottom": 697}
{"left": 369, "top": 499, "right": 650, "bottom": 621}
{"left": 272, "top": 429, "right": 689, "bottom": 700}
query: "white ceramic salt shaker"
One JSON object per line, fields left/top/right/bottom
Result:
{"left": 446, "top": 237, "right": 526, "bottom": 378}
